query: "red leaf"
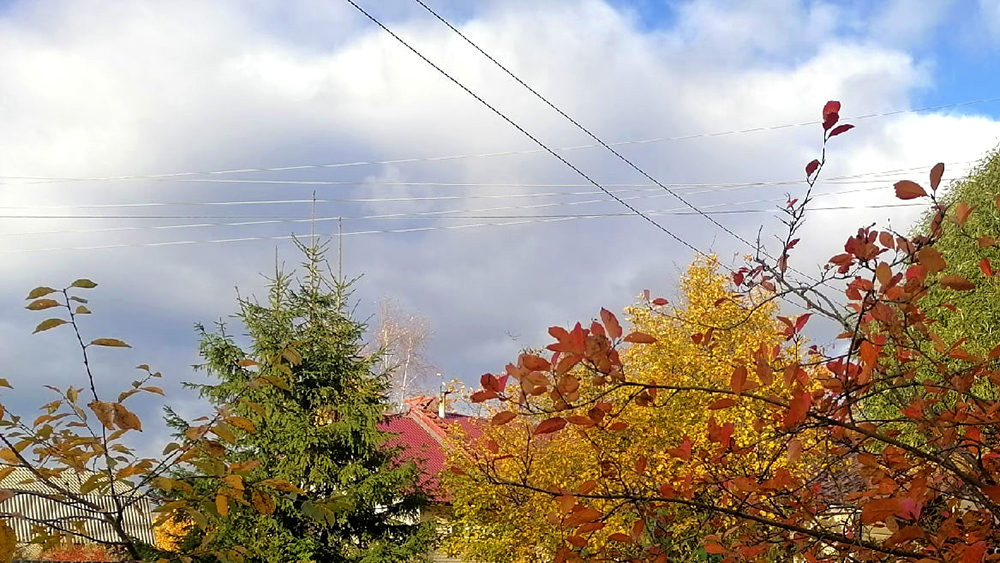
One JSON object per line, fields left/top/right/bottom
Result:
{"left": 600, "top": 308, "right": 622, "bottom": 339}
{"left": 480, "top": 373, "right": 500, "bottom": 392}
{"left": 963, "top": 541, "right": 987, "bottom": 563}
{"left": 589, "top": 321, "right": 605, "bottom": 337}
{"left": 607, "top": 421, "right": 629, "bottom": 431}
{"left": 805, "top": 159, "right": 820, "bottom": 176}
{"left": 470, "top": 390, "right": 497, "bottom": 403}
{"left": 930, "top": 162, "right": 945, "bottom": 191}
{"left": 828, "top": 123, "right": 854, "bottom": 137}
{"left": 894, "top": 180, "right": 927, "bottom": 200}
{"left": 823, "top": 100, "right": 841, "bottom": 118}
{"left": 794, "top": 313, "right": 812, "bottom": 333}
{"left": 982, "top": 485, "right": 1000, "bottom": 504}
{"left": 534, "top": 417, "right": 567, "bottom": 435}
{"left": 981, "top": 258, "right": 994, "bottom": 278}
{"left": 492, "top": 411, "right": 517, "bottom": 426}
{"left": 783, "top": 391, "right": 811, "bottom": 427}
{"left": 668, "top": 436, "right": 693, "bottom": 460}
{"left": 940, "top": 275, "right": 976, "bottom": 291}
{"left": 651, "top": 297, "right": 668, "bottom": 306}
{"left": 623, "top": 331, "right": 657, "bottom": 344}
{"left": 730, "top": 365, "right": 748, "bottom": 395}
{"left": 704, "top": 541, "right": 727, "bottom": 555}
{"left": 709, "top": 398, "right": 737, "bottom": 410}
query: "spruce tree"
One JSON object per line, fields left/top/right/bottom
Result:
{"left": 178, "top": 242, "right": 433, "bottom": 563}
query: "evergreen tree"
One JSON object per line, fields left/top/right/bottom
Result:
{"left": 176, "top": 242, "right": 434, "bottom": 563}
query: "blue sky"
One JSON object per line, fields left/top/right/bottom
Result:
{"left": 1, "top": 0, "right": 1000, "bottom": 453}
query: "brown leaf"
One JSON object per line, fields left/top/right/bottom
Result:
{"left": 227, "top": 416, "right": 256, "bottom": 434}
{"left": 578, "top": 480, "right": 597, "bottom": 495}
{"left": 0, "top": 519, "right": 16, "bottom": 563}
{"left": 916, "top": 246, "right": 946, "bottom": 273}
{"left": 491, "top": 411, "right": 517, "bottom": 426}
{"left": 929, "top": 162, "right": 945, "bottom": 191}
{"left": 940, "top": 275, "right": 975, "bottom": 291}
{"left": 894, "top": 180, "right": 927, "bottom": 200}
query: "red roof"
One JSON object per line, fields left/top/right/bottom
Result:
{"left": 379, "top": 396, "right": 483, "bottom": 502}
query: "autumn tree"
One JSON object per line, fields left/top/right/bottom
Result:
{"left": 172, "top": 242, "right": 435, "bottom": 563}
{"left": 464, "top": 102, "right": 1000, "bottom": 563}
{"left": 442, "top": 257, "right": 814, "bottom": 562}
{"left": 0, "top": 279, "right": 309, "bottom": 563}
{"left": 371, "top": 298, "right": 436, "bottom": 409}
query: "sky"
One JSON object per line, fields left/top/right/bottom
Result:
{"left": 1, "top": 0, "right": 1000, "bottom": 453}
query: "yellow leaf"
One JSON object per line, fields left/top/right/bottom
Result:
{"left": 211, "top": 423, "right": 237, "bottom": 445}
{"left": 26, "top": 287, "right": 57, "bottom": 299}
{"left": 227, "top": 417, "right": 256, "bottom": 434}
{"left": 88, "top": 400, "right": 115, "bottom": 430}
{"left": 25, "top": 299, "right": 61, "bottom": 311}
{"left": 251, "top": 490, "right": 276, "bottom": 516}
{"left": 215, "top": 494, "right": 229, "bottom": 517}
{"left": 70, "top": 278, "right": 98, "bottom": 289}
{"left": 223, "top": 475, "right": 244, "bottom": 491}
{"left": 113, "top": 403, "right": 143, "bottom": 431}
{"left": 90, "top": 338, "right": 131, "bottom": 348}
{"left": 33, "top": 318, "right": 67, "bottom": 334}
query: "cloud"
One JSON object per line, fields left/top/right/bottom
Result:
{"left": 0, "top": 0, "right": 998, "bottom": 457}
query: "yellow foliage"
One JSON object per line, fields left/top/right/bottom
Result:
{"left": 153, "top": 515, "right": 192, "bottom": 552}
{"left": 442, "top": 257, "right": 813, "bottom": 563}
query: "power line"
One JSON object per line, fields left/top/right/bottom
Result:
{"left": 0, "top": 202, "right": 927, "bottom": 254}
{"left": 411, "top": 0, "right": 764, "bottom": 261}
{"left": 0, "top": 187, "right": 922, "bottom": 237}
{"left": 341, "top": 0, "right": 710, "bottom": 258}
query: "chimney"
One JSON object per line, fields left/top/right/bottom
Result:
{"left": 438, "top": 378, "right": 447, "bottom": 419}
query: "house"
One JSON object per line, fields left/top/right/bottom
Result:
{"left": 380, "top": 396, "right": 483, "bottom": 563}
{"left": 0, "top": 465, "right": 155, "bottom": 559}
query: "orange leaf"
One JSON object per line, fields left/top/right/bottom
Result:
{"left": 607, "top": 421, "right": 629, "bottom": 431}
{"left": 600, "top": 308, "right": 622, "bottom": 340}
{"left": 492, "top": 411, "right": 517, "bottom": 426}
{"left": 963, "top": 541, "right": 987, "bottom": 563}
{"left": 557, "top": 494, "right": 576, "bottom": 514}
{"left": 787, "top": 439, "right": 803, "bottom": 462}
{"left": 534, "top": 417, "right": 567, "bottom": 435}
{"left": 607, "top": 533, "right": 632, "bottom": 544}
{"left": 520, "top": 354, "right": 551, "bottom": 372}
{"left": 940, "top": 275, "right": 975, "bottom": 291}
{"left": 861, "top": 497, "right": 901, "bottom": 524}
{"left": 565, "top": 536, "right": 587, "bottom": 548}
{"left": 623, "top": 331, "right": 656, "bottom": 344}
{"left": 894, "top": 180, "right": 927, "bottom": 200}
{"left": 929, "top": 162, "right": 945, "bottom": 191}
{"left": 980, "top": 258, "right": 994, "bottom": 278}
{"left": 563, "top": 508, "right": 602, "bottom": 527}
{"left": 955, "top": 201, "right": 976, "bottom": 226}
{"left": 578, "top": 480, "right": 597, "bottom": 495}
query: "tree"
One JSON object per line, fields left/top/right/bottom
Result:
{"left": 0, "top": 279, "right": 305, "bottom": 563}
{"left": 464, "top": 103, "right": 1000, "bottom": 563}
{"left": 175, "top": 242, "right": 435, "bottom": 563}
{"left": 442, "top": 258, "right": 815, "bottom": 563}
{"left": 371, "top": 299, "right": 435, "bottom": 409}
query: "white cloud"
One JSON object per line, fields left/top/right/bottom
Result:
{"left": 0, "top": 0, "right": 997, "bottom": 451}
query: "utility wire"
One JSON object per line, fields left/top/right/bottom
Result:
{"left": 0, "top": 202, "right": 927, "bottom": 254}
{"left": 411, "top": 0, "right": 764, "bottom": 260}
{"left": 341, "top": 0, "right": 709, "bottom": 258}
